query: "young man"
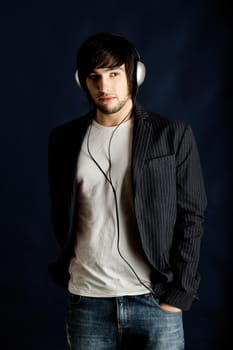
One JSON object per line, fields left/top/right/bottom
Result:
{"left": 48, "top": 32, "right": 207, "bottom": 350}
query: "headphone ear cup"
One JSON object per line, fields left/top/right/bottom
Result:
{"left": 136, "top": 61, "right": 146, "bottom": 87}
{"left": 75, "top": 70, "right": 82, "bottom": 89}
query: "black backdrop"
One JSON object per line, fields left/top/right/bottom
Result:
{"left": 1, "top": 1, "right": 232, "bottom": 349}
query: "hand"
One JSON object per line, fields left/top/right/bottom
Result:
{"left": 159, "top": 302, "right": 182, "bottom": 312}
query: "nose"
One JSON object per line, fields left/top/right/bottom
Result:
{"left": 97, "top": 76, "right": 110, "bottom": 93}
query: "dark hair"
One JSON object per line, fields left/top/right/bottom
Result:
{"left": 75, "top": 32, "right": 139, "bottom": 97}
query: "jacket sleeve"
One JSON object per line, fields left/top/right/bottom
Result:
{"left": 161, "top": 124, "right": 207, "bottom": 310}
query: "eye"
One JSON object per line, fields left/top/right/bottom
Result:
{"left": 110, "top": 71, "right": 119, "bottom": 77}
{"left": 87, "top": 74, "right": 99, "bottom": 81}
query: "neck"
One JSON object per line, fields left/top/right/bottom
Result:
{"left": 94, "top": 99, "right": 133, "bottom": 126}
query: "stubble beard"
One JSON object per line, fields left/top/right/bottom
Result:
{"left": 94, "top": 97, "right": 130, "bottom": 115}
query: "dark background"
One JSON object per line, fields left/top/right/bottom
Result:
{"left": 1, "top": 0, "right": 232, "bottom": 349}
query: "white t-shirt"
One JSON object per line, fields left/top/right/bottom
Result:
{"left": 68, "top": 118, "right": 153, "bottom": 297}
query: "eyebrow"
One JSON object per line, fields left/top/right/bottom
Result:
{"left": 91, "top": 66, "right": 124, "bottom": 73}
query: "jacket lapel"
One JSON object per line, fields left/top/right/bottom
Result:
{"left": 132, "top": 104, "right": 152, "bottom": 193}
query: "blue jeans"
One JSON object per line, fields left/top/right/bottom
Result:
{"left": 66, "top": 293, "right": 184, "bottom": 350}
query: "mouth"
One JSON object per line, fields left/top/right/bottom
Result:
{"left": 98, "top": 95, "right": 116, "bottom": 103}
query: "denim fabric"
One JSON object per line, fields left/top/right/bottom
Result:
{"left": 66, "top": 293, "right": 184, "bottom": 349}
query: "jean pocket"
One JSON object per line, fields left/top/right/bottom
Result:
{"left": 149, "top": 294, "right": 182, "bottom": 314}
{"left": 70, "top": 294, "right": 82, "bottom": 305}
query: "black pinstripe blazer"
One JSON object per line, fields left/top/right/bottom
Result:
{"left": 48, "top": 103, "right": 207, "bottom": 310}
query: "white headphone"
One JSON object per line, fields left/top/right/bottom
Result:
{"left": 74, "top": 48, "right": 146, "bottom": 90}
{"left": 134, "top": 60, "right": 146, "bottom": 87}
{"left": 74, "top": 70, "right": 82, "bottom": 88}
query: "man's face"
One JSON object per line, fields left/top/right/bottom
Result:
{"left": 85, "top": 64, "right": 131, "bottom": 114}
